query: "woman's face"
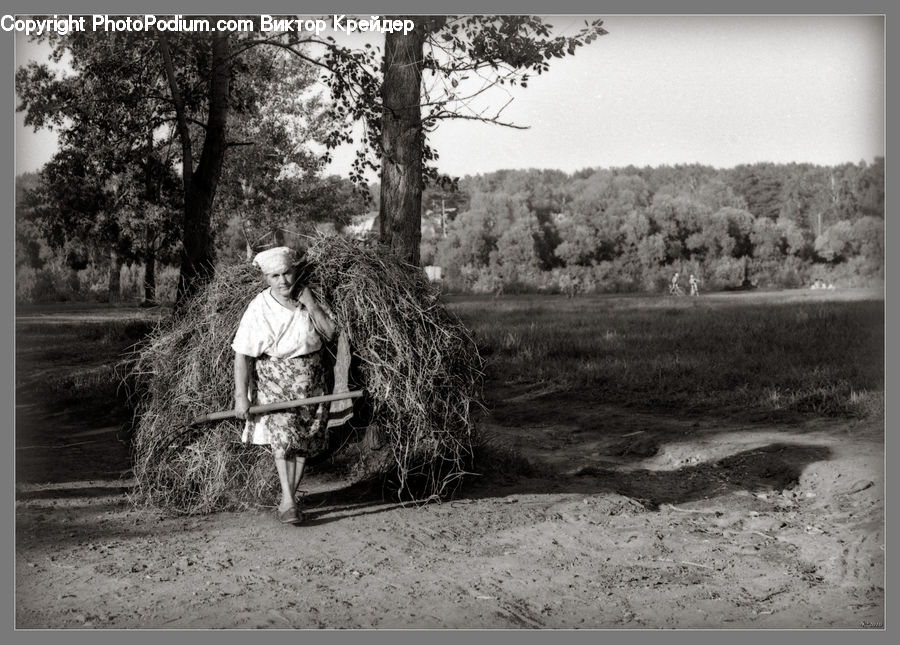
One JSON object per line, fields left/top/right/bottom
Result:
{"left": 265, "top": 267, "right": 296, "bottom": 299}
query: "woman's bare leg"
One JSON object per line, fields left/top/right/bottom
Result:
{"left": 274, "top": 456, "right": 296, "bottom": 513}
{"left": 292, "top": 457, "right": 306, "bottom": 499}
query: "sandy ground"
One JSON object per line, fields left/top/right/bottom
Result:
{"left": 14, "top": 312, "right": 885, "bottom": 630}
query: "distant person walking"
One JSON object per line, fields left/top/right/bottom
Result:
{"left": 689, "top": 274, "right": 699, "bottom": 296}
{"left": 669, "top": 272, "right": 683, "bottom": 296}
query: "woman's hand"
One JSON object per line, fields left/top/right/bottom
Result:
{"left": 234, "top": 352, "right": 254, "bottom": 420}
{"left": 297, "top": 286, "right": 316, "bottom": 309}
{"left": 234, "top": 393, "right": 252, "bottom": 420}
{"left": 300, "top": 287, "right": 337, "bottom": 341}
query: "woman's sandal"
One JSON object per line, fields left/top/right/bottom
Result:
{"left": 277, "top": 507, "right": 303, "bottom": 525}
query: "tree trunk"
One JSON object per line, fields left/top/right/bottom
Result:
{"left": 107, "top": 246, "right": 123, "bottom": 303}
{"left": 141, "top": 132, "right": 158, "bottom": 306}
{"left": 143, "top": 247, "right": 157, "bottom": 305}
{"left": 379, "top": 18, "right": 429, "bottom": 266}
{"left": 167, "top": 32, "right": 232, "bottom": 307}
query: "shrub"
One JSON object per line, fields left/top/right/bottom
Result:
{"left": 16, "top": 261, "right": 72, "bottom": 303}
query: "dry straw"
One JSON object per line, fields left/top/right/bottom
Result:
{"left": 128, "top": 234, "right": 484, "bottom": 514}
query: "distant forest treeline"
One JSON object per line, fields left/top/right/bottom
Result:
{"left": 421, "top": 159, "right": 884, "bottom": 294}
{"left": 16, "top": 158, "right": 884, "bottom": 302}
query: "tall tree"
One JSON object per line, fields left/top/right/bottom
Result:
{"left": 321, "top": 16, "right": 608, "bottom": 265}
{"left": 155, "top": 30, "right": 233, "bottom": 303}
{"left": 728, "top": 163, "right": 784, "bottom": 221}
{"left": 378, "top": 18, "right": 433, "bottom": 264}
{"left": 18, "top": 29, "right": 189, "bottom": 298}
{"left": 18, "top": 22, "right": 335, "bottom": 304}
{"left": 26, "top": 147, "right": 130, "bottom": 299}
{"left": 20, "top": 15, "right": 608, "bottom": 295}
{"left": 212, "top": 46, "right": 338, "bottom": 256}
{"left": 855, "top": 157, "right": 884, "bottom": 219}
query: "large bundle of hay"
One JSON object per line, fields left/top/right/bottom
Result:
{"left": 128, "top": 235, "right": 484, "bottom": 514}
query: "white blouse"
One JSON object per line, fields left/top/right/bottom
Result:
{"left": 231, "top": 288, "right": 326, "bottom": 359}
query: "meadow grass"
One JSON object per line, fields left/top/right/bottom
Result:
{"left": 448, "top": 289, "right": 884, "bottom": 420}
{"left": 15, "top": 288, "right": 884, "bottom": 436}
{"left": 15, "top": 317, "right": 161, "bottom": 425}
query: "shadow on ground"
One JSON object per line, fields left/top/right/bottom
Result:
{"left": 563, "top": 442, "right": 832, "bottom": 509}
{"left": 16, "top": 403, "right": 835, "bottom": 524}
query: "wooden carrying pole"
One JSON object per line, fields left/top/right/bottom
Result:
{"left": 190, "top": 390, "right": 364, "bottom": 425}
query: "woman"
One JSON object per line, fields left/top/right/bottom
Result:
{"left": 231, "top": 246, "right": 336, "bottom": 525}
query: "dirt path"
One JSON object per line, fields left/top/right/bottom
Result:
{"left": 15, "top": 386, "right": 884, "bottom": 629}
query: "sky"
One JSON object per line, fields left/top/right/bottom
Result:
{"left": 13, "top": 14, "right": 885, "bottom": 179}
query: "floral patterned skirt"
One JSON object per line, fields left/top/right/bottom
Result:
{"left": 241, "top": 351, "right": 329, "bottom": 459}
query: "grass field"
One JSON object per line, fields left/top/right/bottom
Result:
{"left": 15, "top": 288, "right": 884, "bottom": 433}
{"left": 15, "top": 307, "right": 165, "bottom": 428}
{"left": 450, "top": 288, "right": 884, "bottom": 421}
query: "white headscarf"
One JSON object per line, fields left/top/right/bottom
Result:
{"left": 252, "top": 246, "right": 295, "bottom": 274}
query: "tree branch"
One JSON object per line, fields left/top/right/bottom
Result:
{"left": 426, "top": 111, "right": 529, "bottom": 130}
{"left": 156, "top": 32, "right": 193, "bottom": 193}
